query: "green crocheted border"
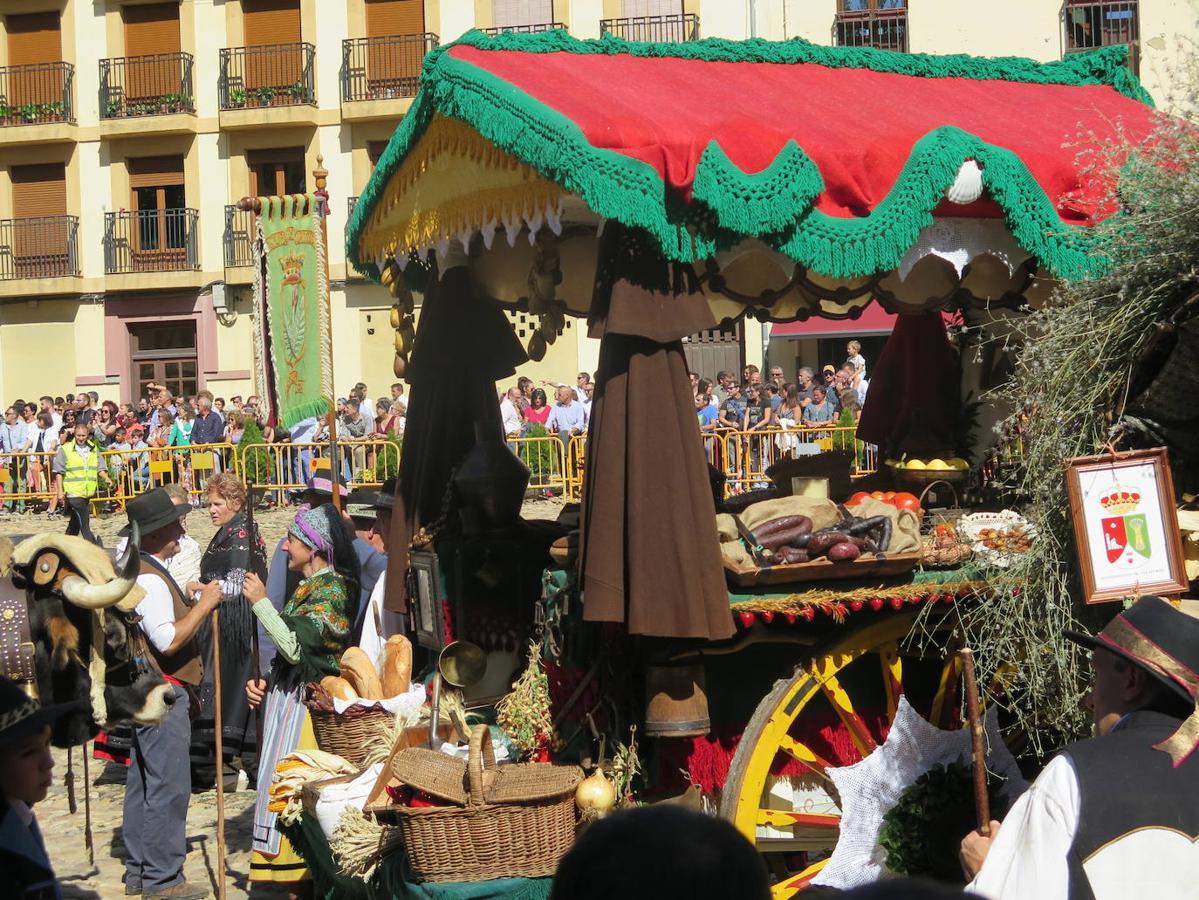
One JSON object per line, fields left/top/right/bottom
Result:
{"left": 347, "top": 30, "right": 1150, "bottom": 282}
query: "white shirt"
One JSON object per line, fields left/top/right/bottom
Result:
{"left": 968, "top": 754, "right": 1199, "bottom": 900}
{"left": 135, "top": 565, "right": 178, "bottom": 655}
{"left": 856, "top": 378, "right": 869, "bottom": 407}
{"left": 581, "top": 397, "right": 593, "bottom": 428}
{"left": 357, "top": 574, "right": 406, "bottom": 670}
{"left": 500, "top": 397, "right": 523, "bottom": 436}
{"left": 847, "top": 353, "right": 866, "bottom": 376}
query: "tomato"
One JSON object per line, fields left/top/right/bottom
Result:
{"left": 892, "top": 492, "right": 923, "bottom": 515}
{"left": 883, "top": 491, "right": 897, "bottom": 502}
{"left": 870, "top": 491, "right": 887, "bottom": 501}
{"left": 847, "top": 492, "right": 872, "bottom": 506}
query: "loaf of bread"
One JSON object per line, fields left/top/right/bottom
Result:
{"left": 319, "top": 675, "right": 358, "bottom": 701}
{"left": 380, "top": 635, "right": 413, "bottom": 698}
{"left": 339, "top": 646, "right": 383, "bottom": 700}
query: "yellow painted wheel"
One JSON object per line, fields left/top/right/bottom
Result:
{"left": 719, "top": 611, "right": 970, "bottom": 898}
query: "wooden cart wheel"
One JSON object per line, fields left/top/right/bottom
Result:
{"left": 720, "top": 610, "right": 973, "bottom": 898}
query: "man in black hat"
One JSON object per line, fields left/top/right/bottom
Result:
{"left": 121, "top": 488, "right": 223, "bottom": 900}
{"left": 962, "top": 596, "right": 1199, "bottom": 899}
{"left": 0, "top": 676, "right": 86, "bottom": 899}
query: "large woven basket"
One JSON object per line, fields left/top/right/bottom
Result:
{"left": 305, "top": 685, "right": 393, "bottom": 769}
{"left": 391, "top": 725, "right": 581, "bottom": 882}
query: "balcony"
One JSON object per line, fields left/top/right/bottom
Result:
{"left": 223, "top": 204, "right": 254, "bottom": 269}
{"left": 219, "top": 43, "right": 316, "bottom": 127}
{"left": 100, "top": 53, "right": 194, "bottom": 120}
{"left": 104, "top": 208, "right": 199, "bottom": 274}
{"left": 834, "top": 5, "right": 908, "bottom": 52}
{"left": 481, "top": 23, "right": 565, "bottom": 36}
{"left": 0, "top": 62, "right": 74, "bottom": 130}
{"left": 347, "top": 196, "right": 359, "bottom": 218}
{"left": 0, "top": 216, "right": 78, "bottom": 280}
{"left": 600, "top": 14, "right": 700, "bottom": 42}
{"left": 1064, "top": 1, "right": 1139, "bottom": 71}
{"left": 342, "top": 33, "right": 438, "bottom": 103}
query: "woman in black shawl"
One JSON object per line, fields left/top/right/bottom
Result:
{"left": 188, "top": 472, "right": 268, "bottom": 789}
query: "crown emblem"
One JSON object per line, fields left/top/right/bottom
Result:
{"left": 279, "top": 252, "right": 304, "bottom": 285}
{"left": 1100, "top": 485, "right": 1141, "bottom": 514}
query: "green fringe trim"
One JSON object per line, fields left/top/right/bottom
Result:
{"left": 347, "top": 30, "right": 1149, "bottom": 283}
{"left": 278, "top": 397, "right": 331, "bottom": 433}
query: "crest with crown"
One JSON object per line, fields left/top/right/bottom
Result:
{"left": 1099, "top": 485, "right": 1141, "bottom": 515}
{"left": 279, "top": 251, "right": 305, "bottom": 285}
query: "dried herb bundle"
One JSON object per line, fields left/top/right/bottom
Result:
{"left": 496, "top": 641, "right": 554, "bottom": 757}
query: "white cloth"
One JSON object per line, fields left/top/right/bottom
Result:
{"left": 968, "top": 754, "right": 1199, "bottom": 900}
{"left": 500, "top": 397, "right": 523, "bottom": 437}
{"left": 856, "top": 378, "right": 869, "bottom": 406}
{"left": 313, "top": 762, "right": 383, "bottom": 840}
{"left": 167, "top": 534, "right": 202, "bottom": 589}
{"left": 357, "top": 574, "right": 407, "bottom": 671}
{"left": 135, "top": 569, "right": 177, "bottom": 654}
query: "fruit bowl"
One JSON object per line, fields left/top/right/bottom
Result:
{"left": 887, "top": 459, "right": 970, "bottom": 491}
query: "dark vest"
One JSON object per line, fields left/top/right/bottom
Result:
{"left": 1063, "top": 710, "right": 1199, "bottom": 899}
{"left": 138, "top": 556, "right": 202, "bottom": 685}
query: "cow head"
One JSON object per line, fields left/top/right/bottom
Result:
{"left": 2, "top": 525, "right": 173, "bottom": 747}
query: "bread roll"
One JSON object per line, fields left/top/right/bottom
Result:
{"left": 380, "top": 635, "right": 413, "bottom": 698}
{"left": 339, "top": 646, "right": 383, "bottom": 700}
{"left": 320, "top": 675, "right": 358, "bottom": 701}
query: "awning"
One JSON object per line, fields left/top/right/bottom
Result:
{"left": 348, "top": 30, "right": 1158, "bottom": 284}
{"left": 770, "top": 302, "right": 899, "bottom": 338}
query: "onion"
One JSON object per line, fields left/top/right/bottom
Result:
{"left": 575, "top": 769, "right": 616, "bottom": 816}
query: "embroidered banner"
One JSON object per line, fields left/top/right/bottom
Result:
{"left": 251, "top": 194, "right": 332, "bottom": 429}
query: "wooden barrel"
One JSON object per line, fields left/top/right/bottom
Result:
{"left": 644, "top": 664, "right": 710, "bottom": 737}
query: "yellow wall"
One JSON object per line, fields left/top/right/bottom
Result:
{"left": 0, "top": 298, "right": 84, "bottom": 400}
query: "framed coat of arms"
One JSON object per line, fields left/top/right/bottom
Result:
{"left": 1065, "top": 448, "right": 1189, "bottom": 604}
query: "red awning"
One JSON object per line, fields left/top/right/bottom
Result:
{"left": 770, "top": 303, "right": 899, "bottom": 338}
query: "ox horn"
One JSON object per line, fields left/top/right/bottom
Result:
{"left": 60, "top": 522, "right": 141, "bottom": 610}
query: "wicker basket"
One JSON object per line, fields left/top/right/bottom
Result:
{"left": 305, "top": 685, "right": 393, "bottom": 769}
{"left": 390, "top": 725, "right": 581, "bottom": 882}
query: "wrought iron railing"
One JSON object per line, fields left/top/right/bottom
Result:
{"left": 341, "top": 33, "right": 438, "bottom": 102}
{"left": 223, "top": 204, "right": 254, "bottom": 268}
{"left": 834, "top": 5, "right": 908, "bottom": 52}
{"left": 218, "top": 42, "right": 316, "bottom": 109}
{"left": 1064, "top": 0, "right": 1139, "bottom": 70}
{"left": 104, "top": 208, "right": 199, "bottom": 273}
{"left": 0, "top": 62, "right": 74, "bottom": 126}
{"left": 481, "top": 22, "right": 565, "bottom": 36}
{"left": 0, "top": 216, "right": 78, "bottom": 279}
{"left": 600, "top": 14, "right": 700, "bottom": 42}
{"left": 100, "top": 52, "right": 194, "bottom": 118}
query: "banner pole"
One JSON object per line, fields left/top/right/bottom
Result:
{"left": 312, "top": 156, "right": 342, "bottom": 513}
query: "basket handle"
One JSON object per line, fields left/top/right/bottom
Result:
{"left": 918, "top": 479, "right": 960, "bottom": 509}
{"left": 467, "top": 724, "right": 496, "bottom": 807}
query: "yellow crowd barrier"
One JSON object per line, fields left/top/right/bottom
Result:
{"left": 237, "top": 440, "right": 401, "bottom": 504}
{"left": 0, "top": 450, "right": 62, "bottom": 509}
{"left": 508, "top": 435, "right": 568, "bottom": 495}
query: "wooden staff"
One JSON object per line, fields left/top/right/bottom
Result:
{"left": 245, "top": 482, "right": 265, "bottom": 756}
{"left": 960, "top": 647, "right": 991, "bottom": 836}
{"left": 312, "top": 157, "right": 343, "bottom": 514}
{"left": 211, "top": 608, "right": 227, "bottom": 900}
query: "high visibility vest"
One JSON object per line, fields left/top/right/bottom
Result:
{"left": 61, "top": 441, "right": 100, "bottom": 498}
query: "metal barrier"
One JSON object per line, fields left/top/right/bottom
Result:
{"left": 102, "top": 442, "right": 238, "bottom": 505}
{"left": 0, "top": 451, "right": 61, "bottom": 509}
{"left": 237, "top": 440, "right": 401, "bottom": 504}
{"left": 509, "top": 436, "right": 568, "bottom": 495}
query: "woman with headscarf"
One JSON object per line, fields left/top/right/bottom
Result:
{"left": 186, "top": 472, "right": 267, "bottom": 791}
{"left": 241, "top": 504, "right": 359, "bottom": 892}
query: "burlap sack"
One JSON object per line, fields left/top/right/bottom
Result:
{"left": 845, "top": 496, "right": 921, "bottom": 554}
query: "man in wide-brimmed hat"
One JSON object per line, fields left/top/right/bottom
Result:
{"left": 121, "top": 488, "right": 223, "bottom": 900}
{"left": 963, "top": 596, "right": 1199, "bottom": 899}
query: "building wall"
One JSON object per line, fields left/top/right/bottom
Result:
{"left": 0, "top": 1, "right": 1190, "bottom": 404}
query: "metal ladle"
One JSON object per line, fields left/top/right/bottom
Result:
{"left": 429, "top": 640, "right": 487, "bottom": 748}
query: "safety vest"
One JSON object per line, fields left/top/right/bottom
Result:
{"left": 61, "top": 441, "right": 100, "bottom": 498}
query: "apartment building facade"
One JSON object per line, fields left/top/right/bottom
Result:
{"left": 0, "top": 0, "right": 1191, "bottom": 404}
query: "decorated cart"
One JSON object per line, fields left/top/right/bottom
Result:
{"left": 311, "top": 28, "right": 1174, "bottom": 897}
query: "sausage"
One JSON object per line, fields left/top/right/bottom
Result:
{"left": 776, "top": 547, "right": 810, "bottom": 565}
{"left": 847, "top": 515, "right": 890, "bottom": 536}
{"left": 876, "top": 517, "right": 893, "bottom": 552}
{"left": 752, "top": 515, "right": 812, "bottom": 543}
{"left": 827, "top": 542, "right": 862, "bottom": 562}
{"left": 761, "top": 524, "right": 815, "bottom": 551}
{"left": 807, "top": 530, "right": 850, "bottom": 556}
{"left": 850, "top": 536, "right": 879, "bottom": 553}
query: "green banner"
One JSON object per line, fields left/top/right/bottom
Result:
{"left": 256, "top": 194, "right": 332, "bottom": 429}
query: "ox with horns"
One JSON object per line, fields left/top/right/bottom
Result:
{"left": 0, "top": 523, "right": 173, "bottom": 747}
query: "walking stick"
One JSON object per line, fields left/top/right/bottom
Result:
{"left": 211, "top": 608, "right": 227, "bottom": 900}
{"left": 959, "top": 648, "right": 991, "bottom": 836}
{"left": 245, "top": 482, "right": 265, "bottom": 757}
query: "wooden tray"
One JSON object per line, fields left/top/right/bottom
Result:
{"left": 723, "top": 550, "right": 923, "bottom": 587}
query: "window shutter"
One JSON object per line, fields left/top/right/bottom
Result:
{"left": 492, "top": 0, "right": 554, "bottom": 29}
{"left": 128, "top": 155, "right": 185, "bottom": 188}
{"left": 123, "top": 3, "right": 181, "bottom": 56}
{"left": 6, "top": 12, "right": 61, "bottom": 66}
{"left": 367, "top": 141, "right": 389, "bottom": 168}
{"left": 11, "top": 163, "right": 67, "bottom": 218}
{"left": 243, "top": 0, "right": 302, "bottom": 45}
{"left": 366, "top": 0, "right": 425, "bottom": 36}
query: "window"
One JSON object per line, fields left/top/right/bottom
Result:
{"left": 121, "top": 2, "right": 182, "bottom": 103}
{"left": 9, "top": 162, "right": 69, "bottom": 274}
{"left": 128, "top": 155, "right": 187, "bottom": 262}
{"left": 1065, "top": 1, "right": 1138, "bottom": 70}
{"left": 834, "top": 0, "right": 907, "bottom": 53}
{"left": 130, "top": 321, "right": 198, "bottom": 400}
{"left": 248, "top": 147, "right": 306, "bottom": 196}
{"left": 6, "top": 11, "right": 62, "bottom": 107}
{"left": 621, "top": 0, "right": 682, "bottom": 14}
{"left": 492, "top": 0, "right": 554, "bottom": 29}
